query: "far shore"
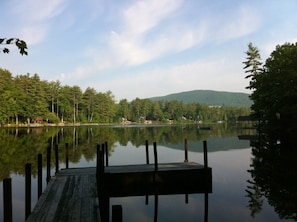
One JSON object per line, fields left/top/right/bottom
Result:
{"left": 0, "top": 121, "right": 207, "bottom": 128}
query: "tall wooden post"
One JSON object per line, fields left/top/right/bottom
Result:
{"left": 145, "top": 195, "right": 149, "bottom": 205}
{"left": 98, "top": 143, "right": 105, "bottom": 175}
{"left": 145, "top": 140, "right": 149, "bottom": 164}
{"left": 203, "top": 140, "right": 208, "bottom": 168}
{"left": 154, "top": 194, "right": 158, "bottom": 222}
{"left": 37, "top": 154, "right": 42, "bottom": 199}
{"left": 55, "top": 144, "right": 59, "bottom": 173}
{"left": 112, "top": 205, "right": 123, "bottom": 222}
{"left": 184, "top": 138, "right": 188, "bottom": 162}
{"left": 204, "top": 192, "right": 209, "bottom": 222}
{"left": 25, "top": 163, "right": 32, "bottom": 220}
{"left": 105, "top": 141, "right": 109, "bottom": 166}
{"left": 3, "top": 178, "right": 12, "bottom": 222}
{"left": 96, "top": 144, "right": 100, "bottom": 178}
{"left": 153, "top": 142, "right": 158, "bottom": 172}
{"left": 46, "top": 147, "right": 51, "bottom": 183}
{"left": 65, "top": 143, "right": 69, "bottom": 169}
{"left": 185, "top": 194, "right": 189, "bottom": 204}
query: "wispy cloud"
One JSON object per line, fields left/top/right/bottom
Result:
{"left": 94, "top": 54, "right": 249, "bottom": 101}
{"left": 108, "top": 0, "right": 184, "bottom": 66}
{"left": 122, "top": 0, "right": 183, "bottom": 35}
{"left": 217, "top": 4, "right": 262, "bottom": 41}
{"left": 68, "top": 0, "right": 258, "bottom": 86}
{"left": 6, "top": 0, "right": 67, "bottom": 45}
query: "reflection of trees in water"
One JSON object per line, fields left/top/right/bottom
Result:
{"left": 247, "top": 132, "right": 297, "bottom": 220}
{"left": 0, "top": 124, "right": 239, "bottom": 180}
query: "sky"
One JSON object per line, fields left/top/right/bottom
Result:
{"left": 1, "top": 0, "right": 297, "bottom": 102}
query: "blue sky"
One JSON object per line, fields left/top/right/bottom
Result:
{"left": 1, "top": 0, "right": 297, "bottom": 101}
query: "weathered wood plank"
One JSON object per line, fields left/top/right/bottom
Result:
{"left": 104, "top": 162, "right": 204, "bottom": 173}
{"left": 99, "top": 162, "right": 212, "bottom": 198}
{"left": 27, "top": 168, "right": 100, "bottom": 222}
{"left": 27, "top": 163, "right": 210, "bottom": 222}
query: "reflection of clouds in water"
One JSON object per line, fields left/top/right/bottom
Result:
{"left": 106, "top": 142, "right": 283, "bottom": 221}
{"left": 111, "top": 196, "right": 153, "bottom": 221}
{"left": 207, "top": 148, "right": 284, "bottom": 222}
{"left": 109, "top": 142, "right": 187, "bottom": 165}
{"left": 110, "top": 194, "right": 206, "bottom": 222}
{"left": 67, "top": 156, "right": 96, "bottom": 168}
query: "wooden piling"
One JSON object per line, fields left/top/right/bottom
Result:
{"left": 98, "top": 143, "right": 105, "bottom": 175}
{"left": 204, "top": 192, "right": 209, "bottom": 222}
{"left": 203, "top": 141, "right": 208, "bottom": 168}
{"left": 37, "top": 154, "right": 42, "bottom": 199}
{"left": 65, "top": 143, "right": 69, "bottom": 169}
{"left": 112, "top": 205, "right": 123, "bottom": 222}
{"left": 153, "top": 142, "right": 158, "bottom": 171}
{"left": 154, "top": 194, "right": 158, "bottom": 222}
{"left": 105, "top": 141, "right": 109, "bottom": 166}
{"left": 46, "top": 147, "right": 51, "bottom": 184}
{"left": 96, "top": 144, "right": 100, "bottom": 178}
{"left": 25, "top": 163, "right": 32, "bottom": 220}
{"left": 55, "top": 144, "right": 59, "bottom": 173}
{"left": 3, "top": 178, "right": 12, "bottom": 222}
{"left": 101, "top": 142, "right": 105, "bottom": 167}
{"left": 185, "top": 194, "right": 189, "bottom": 204}
{"left": 145, "top": 140, "right": 149, "bottom": 164}
{"left": 184, "top": 138, "right": 188, "bottom": 162}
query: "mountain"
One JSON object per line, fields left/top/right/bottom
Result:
{"left": 149, "top": 90, "right": 252, "bottom": 107}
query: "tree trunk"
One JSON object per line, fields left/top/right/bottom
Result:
{"left": 73, "top": 103, "right": 76, "bottom": 124}
{"left": 51, "top": 98, "right": 54, "bottom": 113}
{"left": 56, "top": 98, "right": 59, "bottom": 117}
{"left": 15, "top": 114, "right": 19, "bottom": 125}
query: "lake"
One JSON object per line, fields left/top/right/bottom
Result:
{"left": 0, "top": 125, "right": 296, "bottom": 221}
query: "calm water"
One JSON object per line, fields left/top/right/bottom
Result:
{"left": 0, "top": 125, "right": 296, "bottom": 221}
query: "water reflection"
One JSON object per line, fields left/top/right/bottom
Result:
{"left": 99, "top": 177, "right": 210, "bottom": 222}
{"left": 0, "top": 124, "right": 242, "bottom": 181}
{"left": 0, "top": 124, "right": 261, "bottom": 221}
{"left": 247, "top": 132, "right": 297, "bottom": 221}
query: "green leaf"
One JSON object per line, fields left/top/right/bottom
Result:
{"left": 6, "top": 38, "right": 14, "bottom": 44}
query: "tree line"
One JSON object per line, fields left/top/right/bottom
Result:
{"left": 0, "top": 68, "right": 250, "bottom": 125}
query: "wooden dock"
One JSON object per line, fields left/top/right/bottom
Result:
{"left": 26, "top": 167, "right": 100, "bottom": 222}
{"left": 24, "top": 140, "right": 212, "bottom": 222}
{"left": 99, "top": 162, "right": 212, "bottom": 221}
{"left": 102, "top": 162, "right": 212, "bottom": 196}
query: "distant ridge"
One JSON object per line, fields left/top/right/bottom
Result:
{"left": 149, "top": 90, "right": 252, "bottom": 107}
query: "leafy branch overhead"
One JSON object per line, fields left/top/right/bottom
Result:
{"left": 0, "top": 38, "right": 28, "bottom": 55}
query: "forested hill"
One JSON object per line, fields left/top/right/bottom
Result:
{"left": 149, "top": 90, "right": 252, "bottom": 107}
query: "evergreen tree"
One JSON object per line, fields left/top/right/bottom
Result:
{"left": 243, "top": 42, "right": 263, "bottom": 90}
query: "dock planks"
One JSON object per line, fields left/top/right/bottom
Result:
{"left": 26, "top": 167, "right": 100, "bottom": 222}
{"left": 101, "top": 162, "right": 212, "bottom": 197}
{"left": 27, "top": 162, "right": 211, "bottom": 222}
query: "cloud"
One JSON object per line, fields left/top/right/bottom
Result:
{"left": 93, "top": 55, "right": 249, "bottom": 101}
{"left": 106, "top": 1, "right": 261, "bottom": 68}
{"left": 216, "top": 4, "right": 262, "bottom": 42}
{"left": 6, "top": 0, "right": 67, "bottom": 45}
{"left": 122, "top": 0, "right": 183, "bottom": 35}
{"left": 106, "top": 0, "right": 188, "bottom": 66}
